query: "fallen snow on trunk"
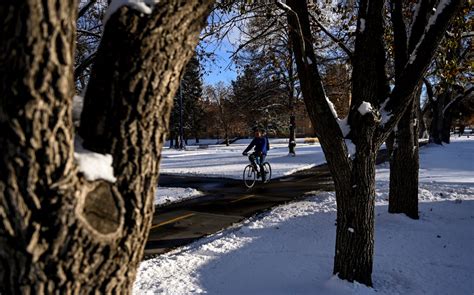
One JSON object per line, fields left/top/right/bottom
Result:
{"left": 134, "top": 137, "right": 474, "bottom": 294}
{"left": 74, "top": 139, "right": 116, "bottom": 183}
{"left": 358, "top": 101, "right": 373, "bottom": 115}
{"left": 105, "top": 0, "right": 160, "bottom": 23}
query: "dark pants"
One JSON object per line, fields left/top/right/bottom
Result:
{"left": 249, "top": 153, "right": 266, "bottom": 175}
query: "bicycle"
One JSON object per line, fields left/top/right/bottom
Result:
{"left": 242, "top": 153, "right": 272, "bottom": 188}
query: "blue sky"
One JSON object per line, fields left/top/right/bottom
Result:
{"left": 201, "top": 43, "right": 237, "bottom": 86}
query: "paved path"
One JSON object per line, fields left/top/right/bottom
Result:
{"left": 144, "top": 150, "right": 390, "bottom": 258}
{"left": 144, "top": 163, "right": 333, "bottom": 258}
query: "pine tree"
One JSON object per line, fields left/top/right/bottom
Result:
{"left": 170, "top": 54, "right": 205, "bottom": 147}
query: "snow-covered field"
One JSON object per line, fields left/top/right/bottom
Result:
{"left": 159, "top": 139, "right": 326, "bottom": 179}
{"left": 155, "top": 139, "right": 325, "bottom": 205}
{"left": 138, "top": 137, "right": 474, "bottom": 294}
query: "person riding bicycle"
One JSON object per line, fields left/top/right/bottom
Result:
{"left": 242, "top": 128, "right": 270, "bottom": 181}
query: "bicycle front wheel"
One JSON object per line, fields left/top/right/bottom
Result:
{"left": 262, "top": 162, "right": 272, "bottom": 183}
{"left": 243, "top": 165, "right": 256, "bottom": 188}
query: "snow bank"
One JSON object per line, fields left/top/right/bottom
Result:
{"left": 154, "top": 187, "right": 203, "bottom": 206}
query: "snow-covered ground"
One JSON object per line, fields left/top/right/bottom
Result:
{"left": 159, "top": 139, "right": 325, "bottom": 180}
{"left": 154, "top": 187, "right": 203, "bottom": 206}
{"left": 155, "top": 139, "right": 324, "bottom": 205}
{"left": 137, "top": 137, "right": 474, "bottom": 294}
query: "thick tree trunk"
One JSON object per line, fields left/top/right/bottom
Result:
{"left": 441, "top": 104, "right": 453, "bottom": 144}
{"left": 1, "top": 0, "right": 212, "bottom": 293}
{"left": 333, "top": 149, "right": 377, "bottom": 286}
{"left": 429, "top": 90, "right": 447, "bottom": 144}
{"left": 388, "top": 96, "right": 420, "bottom": 219}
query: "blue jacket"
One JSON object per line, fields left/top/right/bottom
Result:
{"left": 243, "top": 137, "right": 270, "bottom": 155}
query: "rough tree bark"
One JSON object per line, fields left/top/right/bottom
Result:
{"left": 387, "top": 0, "right": 441, "bottom": 219}
{"left": 287, "top": 37, "right": 297, "bottom": 155}
{"left": 283, "top": 0, "right": 463, "bottom": 286}
{"left": 388, "top": 90, "right": 421, "bottom": 219}
{"left": 0, "top": 0, "right": 212, "bottom": 293}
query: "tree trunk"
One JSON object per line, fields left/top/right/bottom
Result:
{"left": 1, "top": 0, "right": 212, "bottom": 293}
{"left": 388, "top": 93, "right": 420, "bottom": 219}
{"left": 429, "top": 90, "right": 447, "bottom": 144}
{"left": 289, "top": 115, "right": 296, "bottom": 155}
{"left": 333, "top": 149, "right": 377, "bottom": 286}
{"left": 441, "top": 100, "right": 453, "bottom": 144}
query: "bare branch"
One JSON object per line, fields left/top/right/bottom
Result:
{"left": 443, "top": 86, "right": 474, "bottom": 114}
{"left": 77, "top": 29, "right": 102, "bottom": 39}
{"left": 275, "top": 0, "right": 306, "bottom": 55}
{"left": 78, "top": 0, "right": 99, "bottom": 20}
{"left": 308, "top": 12, "right": 353, "bottom": 59}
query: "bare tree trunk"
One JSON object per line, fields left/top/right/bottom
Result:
{"left": 429, "top": 90, "right": 448, "bottom": 144}
{"left": 287, "top": 38, "right": 297, "bottom": 155}
{"left": 388, "top": 94, "right": 420, "bottom": 219}
{"left": 289, "top": 115, "right": 296, "bottom": 154}
{"left": 333, "top": 150, "right": 377, "bottom": 286}
{"left": 0, "top": 0, "right": 212, "bottom": 293}
{"left": 284, "top": 0, "right": 462, "bottom": 286}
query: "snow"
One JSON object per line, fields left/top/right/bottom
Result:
{"left": 154, "top": 187, "right": 203, "bottom": 206}
{"left": 408, "top": 0, "right": 452, "bottom": 64}
{"left": 306, "top": 56, "right": 313, "bottom": 65}
{"left": 357, "top": 101, "right": 373, "bottom": 115}
{"left": 325, "top": 96, "right": 339, "bottom": 118}
{"left": 159, "top": 139, "right": 326, "bottom": 180}
{"left": 344, "top": 139, "right": 356, "bottom": 158}
{"left": 337, "top": 117, "right": 350, "bottom": 137}
{"left": 379, "top": 98, "right": 392, "bottom": 126}
{"left": 72, "top": 95, "right": 83, "bottom": 123}
{"left": 377, "top": 137, "right": 474, "bottom": 184}
{"left": 276, "top": 0, "right": 292, "bottom": 12}
{"left": 134, "top": 137, "right": 474, "bottom": 294}
{"left": 74, "top": 138, "right": 116, "bottom": 183}
{"left": 104, "top": 0, "right": 160, "bottom": 23}
{"left": 359, "top": 18, "right": 366, "bottom": 33}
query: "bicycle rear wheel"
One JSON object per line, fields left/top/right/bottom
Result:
{"left": 262, "top": 162, "right": 272, "bottom": 183}
{"left": 243, "top": 165, "right": 256, "bottom": 188}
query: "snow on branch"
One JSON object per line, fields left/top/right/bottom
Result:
{"left": 379, "top": 98, "right": 392, "bottom": 127}
{"left": 408, "top": 0, "right": 452, "bottom": 64}
{"left": 104, "top": 0, "right": 160, "bottom": 23}
{"left": 275, "top": 0, "right": 306, "bottom": 55}
{"left": 357, "top": 101, "right": 373, "bottom": 115}
{"left": 74, "top": 138, "right": 117, "bottom": 183}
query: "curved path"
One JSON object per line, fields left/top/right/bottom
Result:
{"left": 144, "top": 150, "right": 389, "bottom": 258}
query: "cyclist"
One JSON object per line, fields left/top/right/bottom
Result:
{"left": 242, "top": 128, "right": 270, "bottom": 181}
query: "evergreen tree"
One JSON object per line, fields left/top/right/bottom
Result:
{"left": 170, "top": 54, "right": 205, "bottom": 147}
{"left": 230, "top": 64, "right": 287, "bottom": 134}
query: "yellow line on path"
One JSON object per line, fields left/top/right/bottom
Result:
{"left": 230, "top": 195, "right": 255, "bottom": 203}
{"left": 150, "top": 213, "right": 195, "bottom": 229}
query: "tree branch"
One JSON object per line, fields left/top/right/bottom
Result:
{"left": 423, "top": 78, "right": 435, "bottom": 106}
{"left": 275, "top": 0, "right": 306, "bottom": 55}
{"left": 390, "top": 0, "right": 408, "bottom": 79}
{"left": 78, "top": 0, "right": 98, "bottom": 20}
{"left": 443, "top": 86, "right": 474, "bottom": 114}
{"left": 308, "top": 12, "right": 353, "bottom": 60}
{"left": 75, "top": 52, "right": 97, "bottom": 78}
{"left": 77, "top": 29, "right": 102, "bottom": 39}
{"left": 378, "top": 0, "right": 465, "bottom": 142}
